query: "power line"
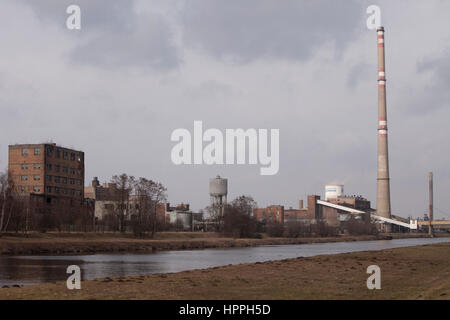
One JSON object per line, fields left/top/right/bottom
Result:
{"left": 435, "top": 207, "right": 450, "bottom": 218}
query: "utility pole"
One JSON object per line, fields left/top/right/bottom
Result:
{"left": 428, "top": 172, "right": 434, "bottom": 237}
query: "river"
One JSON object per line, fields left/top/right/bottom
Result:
{"left": 1, "top": 237, "right": 449, "bottom": 286}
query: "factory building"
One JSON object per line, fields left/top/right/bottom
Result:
{"left": 284, "top": 200, "right": 312, "bottom": 224}
{"left": 327, "top": 195, "right": 371, "bottom": 211}
{"left": 253, "top": 196, "right": 326, "bottom": 225}
{"left": 253, "top": 191, "right": 372, "bottom": 228}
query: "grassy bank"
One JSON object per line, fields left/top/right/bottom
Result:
{"left": 0, "top": 231, "right": 440, "bottom": 256}
{"left": 1, "top": 242, "right": 449, "bottom": 299}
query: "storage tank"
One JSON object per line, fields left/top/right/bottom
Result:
{"left": 209, "top": 175, "right": 228, "bottom": 196}
{"left": 175, "top": 212, "right": 192, "bottom": 231}
{"left": 209, "top": 175, "right": 227, "bottom": 217}
{"left": 325, "top": 184, "right": 344, "bottom": 200}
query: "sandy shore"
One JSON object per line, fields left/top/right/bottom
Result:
{"left": 1, "top": 242, "right": 449, "bottom": 299}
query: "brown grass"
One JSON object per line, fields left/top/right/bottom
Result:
{"left": 0, "top": 231, "right": 441, "bottom": 256}
{"left": 1, "top": 242, "right": 449, "bottom": 300}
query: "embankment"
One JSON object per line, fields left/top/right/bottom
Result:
{"left": 0, "top": 231, "right": 441, "bottom": 256}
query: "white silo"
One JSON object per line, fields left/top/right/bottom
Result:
{"left": 325, "top": 184, "right": 344, "bottom": 201}
{"left": 209, "top": 175, "right": 228, "bottom": 217}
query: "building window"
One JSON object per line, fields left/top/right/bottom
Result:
{"left": 21, "top": 175, "right": 28, "bottom": 181}
{"left": 55, "top": 165, "right": 60, "bottom": 172}
{"left": 46, "top": 146, "right": 53, "bottom": 156}
{"left": 46, "top": 164, "right": 52, "bottom": 170}
{"left": 70, "top": 153, "right": 75, "bottom": 161}
{"left": 55, "top": 187, "right": 60, "bottom": 194}
{"left": 77, "top": 179, "right": 82, "bottom": 185}
{"left": 21, "top": 164, "right": 28, "bottom": 170}
{"left": 77, "top": 169, "right": 82, "bottom": 175}
{"left": 22, "top": 148, "right": 28, "bottom": 156}
{"left": 46, "top": 186, "right": 52, "bottom": 193}
{"left": 62, "top": 167, "right": 68, "bottom": 173}
{"left": 77, "top": 154, "right": 82, "bottom": 162}
{"left": 69, "top": 179, "right": 75, "bottom": 185}
{"left": 62, "top": 177, "right": 67, "bottom": 184}
{"left": 33, "top": 175, "right": 40, "bottom": 181}
{"left": 70, "top": 168, "right": 75, "bottom": 175}
{"left": 76, "top": 190, "right": 82, "bottom": 196}
{"left": 46, "top": 175, "right": 52, "bottom": 181}
{"left": 54, "top": 176, "right": 60, "bottom": 183}
{"left": 56, "top": 149, "right": 60, "bottom": 158}
{"left": 21, "top": 186, "right": 26, "bottom": 192}
{"left": 34, "top": 163, "right": 41, "bottom": 169}
{"left": 34, "top": 148, "right": 41, "bottom": 155}
{"left": 33, "top": 186, "right": 40, "bottom": 192}
{"left": 63, "top": 151, "right": 68, "bottom": 159}
{"left": 62, "top": 188, "right": 67, "bottom": 194}
{"left": 70, "top": 189, "right": 75, "bottom": 195}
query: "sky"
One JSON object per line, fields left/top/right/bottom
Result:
{"left": 1, "top": 0, "right": 450, "bottom": 219}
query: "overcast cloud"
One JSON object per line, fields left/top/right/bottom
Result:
{"left": 1, "top": 0, "right": 450, "bottom": 219}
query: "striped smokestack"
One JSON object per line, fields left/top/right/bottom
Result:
{"left": 376, "top": 26, "right": 392, "bottom": 231}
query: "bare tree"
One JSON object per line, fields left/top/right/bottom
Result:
{"left": 230, "top": 195, "right": 257, "bottom": 216}
{"left": 133, "top": 178, "right": 167, "bottom": 238}
{"left": 0, "top": 170, "right": 16, "bottom": 235}
{"left": 110, "top": 174, "right": 135, "bottom": 233}
{"left": 204, "top": 203, "right": 223, "bottom": 231}
{"left": 222, "top": 195, "right": 259, "bottom": 238}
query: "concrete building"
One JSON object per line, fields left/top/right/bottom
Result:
{"left": 8, "top": 143, "right": 85, "bottom": 215}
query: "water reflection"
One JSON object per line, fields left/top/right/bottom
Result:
{"left": 1, "top": 237, "right": 449, "bottom": 286}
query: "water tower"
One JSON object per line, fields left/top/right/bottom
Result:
{"left": 209, "top": 175, "right": 228, "bottom": 217}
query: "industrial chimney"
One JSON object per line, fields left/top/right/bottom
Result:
{"left": 429, "top": 172, "right": 434, "bottom": 236}
{"left": 376, "top": 26, "right": 392, "bottom": 231}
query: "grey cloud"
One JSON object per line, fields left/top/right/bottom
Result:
{"left": 400, "top": 50, "right": 450, "bottom": 115}
{"left": 69, "top": 14, "right": 180, "bottom": 71}
{"left": 22, "top": 0, "right": 180, "bottom": 70}
{"left": 417, "top": 50, "right": 450, "bottom": 88}
{"left": 181, "top": 0, "right": 364, "bottom": 63}
{"left": 347, "top": 62, "right": 371, "bottom": 89}
{"left": 2, "top": 1, "right": 450, "bottom": 219}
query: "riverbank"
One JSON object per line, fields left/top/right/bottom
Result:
{"left": 1, "top": 242, "right": 449, "bottom": 299}
{"left": 0, "top": 231, "right": 443, "bottom": 256}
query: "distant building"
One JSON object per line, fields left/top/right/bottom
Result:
{"left": 85, "top": 178, "right": 200, "bottom": 230}
{"left": 84, "top": 177, "right": 120, "bottom": 219}
{"left": 8, "top": 143, "right": 85, "bottom": 216}
{"left": 253, "top": 205, "right": 285, "bottom": 224}
{"left": 284, "top": 200, "right": 314, "bottom": 224}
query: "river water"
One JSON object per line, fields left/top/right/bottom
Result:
{"left": 1, "top": 237, "right": 449, "bottom": 286}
